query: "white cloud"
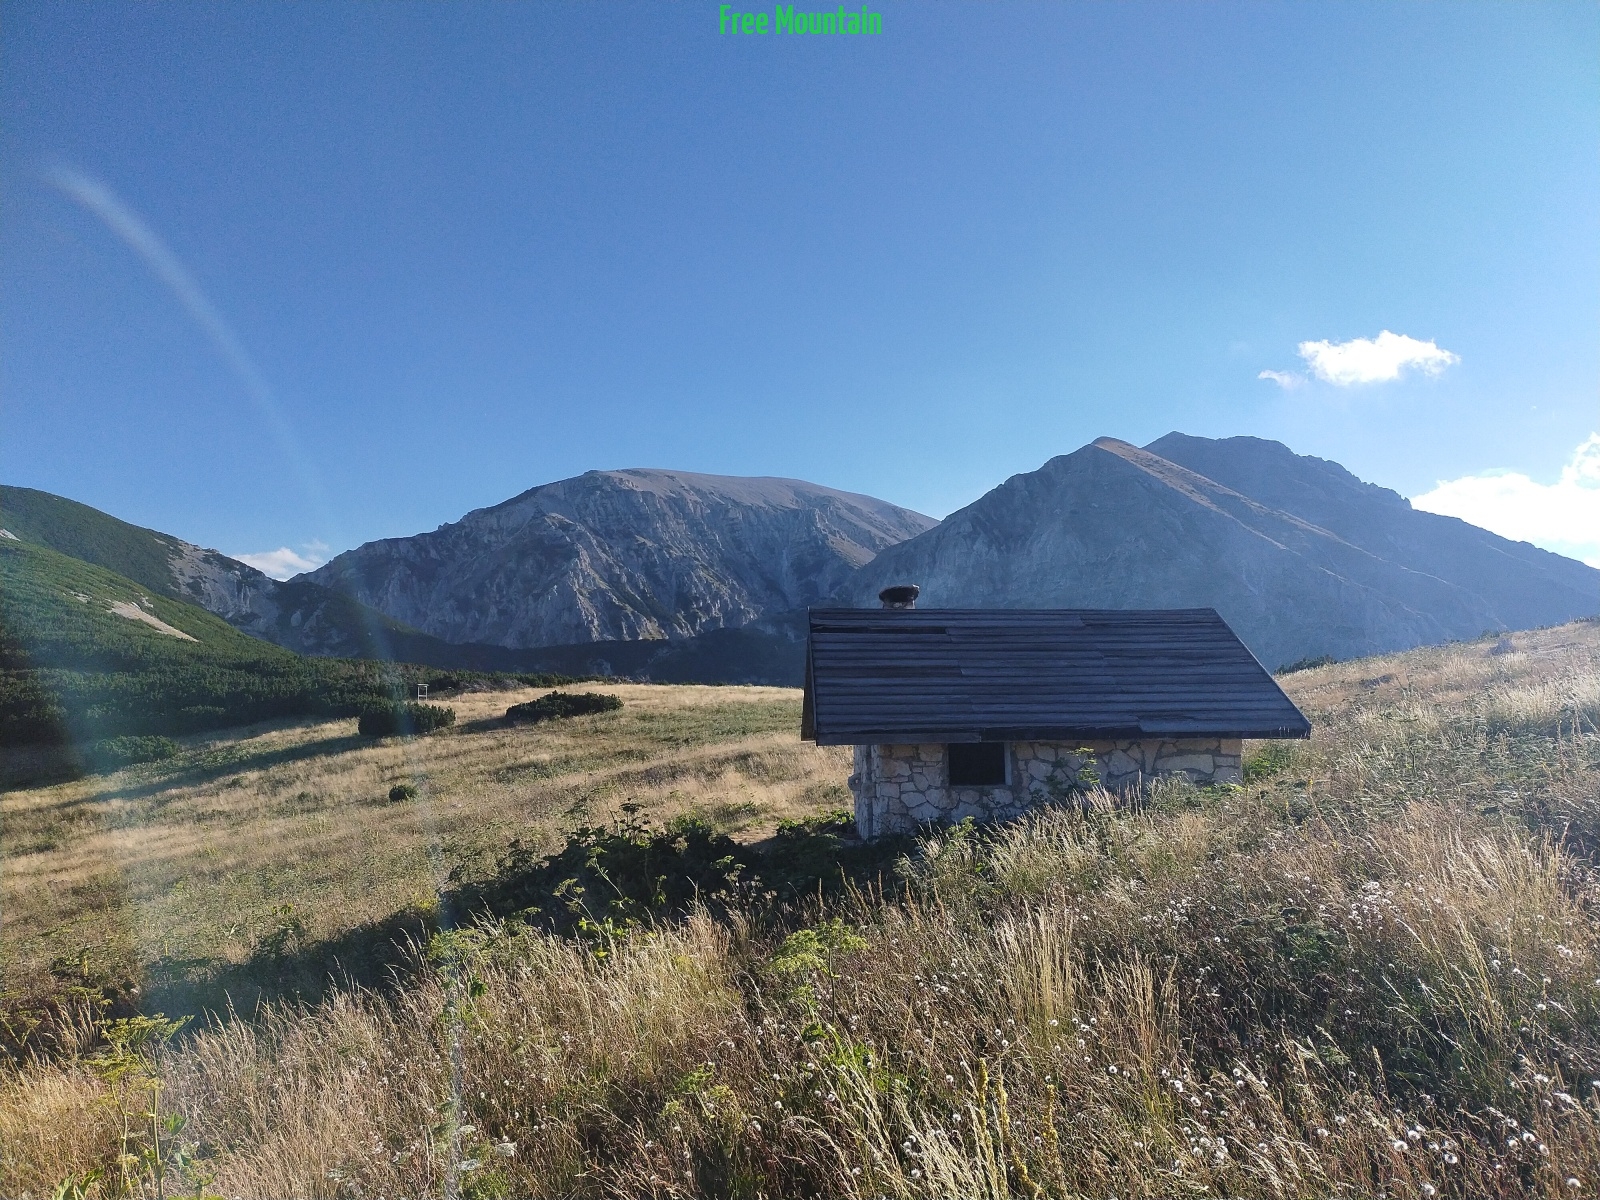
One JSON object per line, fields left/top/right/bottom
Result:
{"left": 1257, "top": 369, "right": 1304, "bottom": 390}
{"left": 1412, "top": 434, "right": 1600, "bottom": 567}
{"left": 235, "top": 544, "right": 327, "bottom": 579}
{"left": 1297, "top": 330, "right": 1459, "bottom": 386}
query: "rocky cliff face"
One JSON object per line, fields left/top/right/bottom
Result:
{"left": 836, "top": 436, "right": 1599, "bottom": 670}
{"left": 113, "top": 534, "right": 458, "bottom": 659}
{"left": 1144, "top": 432, "right": 1599, "bottom": 630}
{"left": 163, "top": 540, "right": 284, "bottom": 633}
{"left": 302, "top": 470, "right": 938, "bottom": 648}
{"left": 163, "top": 545, "right": 430, "bottom": 659}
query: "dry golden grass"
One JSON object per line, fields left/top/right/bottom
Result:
{"left": 5, "top": 622, "right": 1600, "bottom": 1199}
{"left": 0, "top": 1060, "right": 120, "bottom": 1191}
{"left": 2, "top": 683, "right": 849, "bottom": 1021}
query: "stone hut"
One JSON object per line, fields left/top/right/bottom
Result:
{"left": 802, "top": 587, "right": 1311, "bottom": 839}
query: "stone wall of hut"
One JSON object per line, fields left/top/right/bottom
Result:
{"left": 849, "top": 737, "right": 1243, "bottom": 839}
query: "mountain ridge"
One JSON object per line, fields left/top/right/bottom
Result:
{"left": 1144, "top": 432, "right": 1598, "bottom": 624}
{"left": 10, "top": 434, "right": 1596, "bottom": 685}
{"left": 836, "top": 435, "right": 1598, "bottom": 670}
{"left": 301, "top": 468, "right": 937, "bottom": 648}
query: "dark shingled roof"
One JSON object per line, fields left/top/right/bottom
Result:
{"left": 802, "top": 607, "right": 1311, "bottom": 745}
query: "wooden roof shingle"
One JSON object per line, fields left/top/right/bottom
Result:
{"left": 802, "top": 607, "right": 1311, "bottom": 745}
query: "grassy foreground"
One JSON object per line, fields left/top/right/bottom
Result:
{"left": 2, "top": 683, "right": 840, "bottom": 1025}
{"left": 5, "top": 623, "right": 1600, "bottom": 1198}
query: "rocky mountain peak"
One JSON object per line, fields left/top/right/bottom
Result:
{"left": 304, "top": 469, "right": 937, "bottom": 649}
{"left": 837, "top": 433, "right": 1599, "bottom": 670}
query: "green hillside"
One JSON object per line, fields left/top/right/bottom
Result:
{"left": 0, "top": 485, "right": 524, "bottom": 670}
{"left": 0, "top": 538, "right": 565, "bottom": 747}
{"left": 1, "top": 536, "right": 344, "bottom": 745}
{"left": 0, "top": 485, "right": 189, "bottom": 600}
{"left": 0, "top": 483, "right": 802, "bottom": 683}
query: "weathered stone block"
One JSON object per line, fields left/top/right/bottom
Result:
{"left": 1154, "top": 754, "right": 1214, "bottom": 775}
{"left": 1107, "top": 749, "right": 1140, "bottom": 776}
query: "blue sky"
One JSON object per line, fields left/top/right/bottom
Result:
{"left": 3, "top": 1, "right": 1597, "bottom": 573}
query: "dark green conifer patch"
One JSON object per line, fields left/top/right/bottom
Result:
{"left": 504, "top": 690, "right": 624, "bottom": 725}
{"left": 357, "top": 702, "right": 457, "bottom": 738}
{"left": 0, "top": 538, "right": 568, "bottom": 749}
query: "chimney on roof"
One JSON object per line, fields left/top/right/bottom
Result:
{"left": 878, "top": 584, "right": 919, "bottom": 610}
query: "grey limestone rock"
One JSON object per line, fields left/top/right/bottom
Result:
{"left": 835, "top": 436, "right": 1600, "bottom": 671}
{"left": 304, "top": 469, "right": 936, "bottom": 649}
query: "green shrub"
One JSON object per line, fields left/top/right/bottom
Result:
{"left": 505, "top": 691, "right": 622, "bottom": 725}
{"left": 82, "top": 735, "right": 180, "bottom": 772}
{"left": 1243, "top": 739, "right": 1297, "bottom": 782}
{"left": 465, "top": 813, "right": 746, "bottom": 932}
{"left": 388, "top": 782, "right": 419, "bottom": 803}
{"left": 1276, "top": 654, "right": 1335, "bottom": 674}
{"left": 764, "top": 918, "right": 869, "bottom": 1008}
{"left": 450, "top": 807, "right": 904, "bottom": 938}
{"left": 357, "top": 702, "right": 456, "bottom": 738}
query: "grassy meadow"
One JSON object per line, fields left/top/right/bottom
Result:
{"left": 4, "top": 622, "right": 1600, "bottom": 1198}
{"left": 3, "top": 683, "right": 844, "bottom": 1023}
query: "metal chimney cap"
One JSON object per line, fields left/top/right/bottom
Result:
{"left": 878, "top": 584, "right": 919, "bottom": 609}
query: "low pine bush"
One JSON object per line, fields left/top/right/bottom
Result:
{"left": 1276, "top": 653, "right": 1335, "bottom": 674}
{"left": 505, "top": 691, "right": 622, "bottom": 725}
{"left": 81, "top": 735, "right": 179, "bottom": 772}
{"left": 357, "top": 702, "right": 456, "bottom": 738}
{"left": 450, "top": 808, "right": 886, "bottom": 936}
{"left": 387, "top": 783, "right": 418, "bottom": 803}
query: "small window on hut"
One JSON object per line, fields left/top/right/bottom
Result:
{"left": 947, "top": 742, "right": 1007, "bottom": 786}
